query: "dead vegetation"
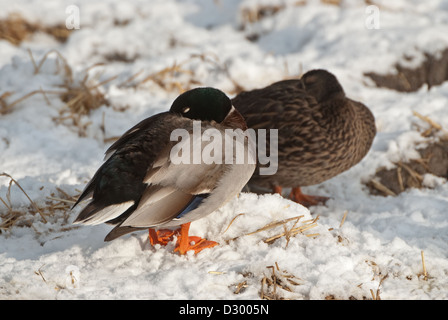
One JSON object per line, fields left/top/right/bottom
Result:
{"left": 239, "top": 0, "right": 347, "bottom": 41}
{"left": 260, "top": 262, "right": 303, "bottom": 300}
{"left": 0, "top": 13, "right": 72, "bottom": 45}
{"left": 0, "top": 172, "right": 47, "bottom": 231}
{"left": 0, "top": 44, "right": 271, "bottom": 135}
{"left": 0, "top": 172, "right": 79, "bottom": 237}
{"left": 55, "top": 65, "right": 114, "bottom": 137}
{"left": 239, "top": 1, "right": 305, "bottom": 41}
{"left": 238, "top": 0, "right": 404, "bottom": 32}
{"left": 256, "top": 250, "right": 430, "bottom": 300}
{"left": 117, "top": 52, "right": 248, "bottom": 95}
{"left": 364, "top": 49, "right": 448, "bottom": 92}
{"left": 103, "top": 52, "right": 140, "bottom": 63}
{"left": 367, "top": 111, "right": 448, "bottom": 197}
{"left": 0, "top": 49, "right": 249, "bottom": 140}
{"left": 240, "top": 2, "right": 304, "bottom": 26}
{"left": 239, "top": 0, "right": 345, "bottom": 27}
{"left": 0, "top": 49, "right": 114, "bottom": 137}
{"left": 223, "top": 213, "right": 320, "bottom": 247}
{"left": 220, "top": 212, "right": 318, "bottom": 299}
{"left": 30, "top": 50, "right": 114, "bottom": 137}
{"left": 119, "top": 58, "right": 201, "bottom": 94}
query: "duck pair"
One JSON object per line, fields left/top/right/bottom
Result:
{"left": 72, "top": 69, "right": 376, "bottom": 254}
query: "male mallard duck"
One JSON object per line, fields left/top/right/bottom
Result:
{"left": 232, "top": 69, "right": 376, "bottom": 206}
{"left": 72, "top": 87, "right": 255, "bottom": 254}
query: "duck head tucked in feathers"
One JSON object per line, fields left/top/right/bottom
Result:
{"left": 232, "top": 69, "right": 376, "bottom": 206}
{"left": 72, "top": 87, "right": 255, "bottom": 254}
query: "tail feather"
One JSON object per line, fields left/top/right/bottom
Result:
{"left": 104, "top": 226, "right": 147, "bottom": 242}
{"left": 74, "top": 200, "right": 134, "bottom": 225}
{"left": 71, "top": 179, "right": 95, "bottom": 210}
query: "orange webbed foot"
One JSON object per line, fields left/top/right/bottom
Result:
{"left": 148, "top": 228, "right": 178, "bottom": 246}
{"left": 174, "top": 237, "right": 219, "bottom": 255}
{"left": 173, "top": 223, "right": 218, "bottom": 255}
{"left": 149, "top": 223, "right": 218, "bottom": 255}
{"left": 289, "top": 187, "right": 329, "bottom": 207}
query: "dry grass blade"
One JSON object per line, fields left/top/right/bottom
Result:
{"left": 339, "top": 210, "right": 348, "bottom": 228}
{"left": 222, "top": 213, "right": 245, "bottom": 234}
{"left": 282, "top": 216, "right": 301, "bottom": 247}
{"left": 240, "top": 1, "right": 306, "bottom": 26}
{"left": 0, "top": 91, "right": 14, "bottom": 113}
{"left": 369, "top": 178, "right": 397, "bottom": 197}
{"left": 0, "top": 209, "right": 20, "bottom": 231}
{"left": 134, "top": 60, "right": 195, "bottom": 93}
{"left": 117, "top": 69, "right": 145, "bottom": 87}
{"left": 225, "top": 214, "right": 320, "bottom": 246}
{"left": 28, "top": 49, "right": 72, "bottom": 77}
{"left": 321, "top": 0, "right": 342, "bottom": 5}
{"left": 0, "top": 172, "right": 47, "bottom": 223}
{"left": 34, "top": 265, "right": 47, "bottom": 283}
{"left": 412, "top": 110, "right": 448, "bottom": 139}
{"left": 396, "top": 166, "right": 405, "bottom": 192}
{"left": 0, "top": 90, "right": 40, "bottom": 115}
{"left": 233, "top": 281, "right": 248, "bottom": 294}
{"left": 45, "top": 196, "right": 76, "bottom": 205}
{"left": 0, "top": 89, "right": 63, "bottom": 115}
{"left": 246, "top": 215, "right": 304, "bottom": 237}
{"left": 120, "top": 52, "right": 235, "bottom": 94}
{"left": 225, "top": 215, "right": 304, "bottom": 243}
{"left": 421, "top": 250, "right": 428, "bottom": 281}
{"left": 396, "top": 161, "right": 424, "bottom": 184}
{"left": 263, "top": 221, "right": 318, "bottom": 244}
{"left": 260, "top": 277, "right": 266, "bottom": 300}
{"left": 208, "top": 271, "right": 226, "bottom": 275}
{"left": 413, "top": 111, "right": 443, "bottom": 131}
{"left": 44, "top": 187, "right": 80, "bottom": 225}
{"left": 371, "top": 274, "right": 388, "bottom": 300}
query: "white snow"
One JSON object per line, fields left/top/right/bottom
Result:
{"left": 1, "top": 0, "right": 448, "bottom": 300}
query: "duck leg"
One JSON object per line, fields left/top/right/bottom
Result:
{"left": 289, "top": 187, "right": 329, "bottom": 207}
{"left": 174, "top": 222, "right": 218, "bottom": 255}
{"left": 273, "top": 185, "right": 283, "bottom": 195}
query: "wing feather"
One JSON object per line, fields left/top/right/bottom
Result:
{"left": 120, "top": 186, "right": 193, "bottom": 227}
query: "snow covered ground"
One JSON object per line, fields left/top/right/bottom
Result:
{"left": 1, "top": 0, "right": 448, "bottom": 300}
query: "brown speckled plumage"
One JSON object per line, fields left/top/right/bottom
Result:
{"left": 232, "top": 69, "right": 376, "bottom": 196}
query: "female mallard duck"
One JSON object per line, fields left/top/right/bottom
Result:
{"left": 232, "top": 69, "right": 376, "bottom": 206}
{"left": 72, "top": 87, "right": 255, "bottom": 254}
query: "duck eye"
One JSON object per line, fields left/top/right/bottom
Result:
{"left": 182, "top": 107, "right": 190, "bottom": 113}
